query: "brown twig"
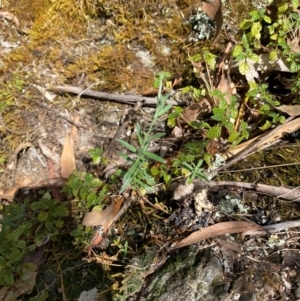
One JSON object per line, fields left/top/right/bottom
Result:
{"left": 53, "top": 85, "right": 188, "bottom": 106}
{"left": 190, "top": 180, "right": 300, "bottom": 202}
{"left": 55, "top": 257, "right": 67, "bottom": 301}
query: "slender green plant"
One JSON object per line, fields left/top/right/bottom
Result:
{"left": 117, "top": 71, "right": 172, "bottom": 193}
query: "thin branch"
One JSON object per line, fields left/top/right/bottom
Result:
{"left": 53, "top": 85, "right": 188, "bottom": 106}
{"left": 190, "top": 180, "right": 300, "bottom": 202}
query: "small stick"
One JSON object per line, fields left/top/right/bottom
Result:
{"left": 53, "top": 85, "right": 188, "bottom": 106}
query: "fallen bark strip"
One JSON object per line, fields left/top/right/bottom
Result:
{"left": 190, "top": 180, "right": 300, "bottom": 201}
{"left": 174, "top": 219, "right": 300, "bottom": 249}
{"left": 209, "top": 116, "right": 296, "bottom": 176}
{"left": 174, "top": 221, "right": 265, "bottom": 249}
{"left": 53, "top": 85, "right": 188, "bottom": 106}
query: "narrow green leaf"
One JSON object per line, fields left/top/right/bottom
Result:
{"left": 119, "top": 152, "right": 134, "bottom": 163}
{"left": 117, "top": 139, "right": 137, "bottom": 153}
{"left": 156, "top": 103, "right": 172, "bottom": 117}
{"left": 120, "top": 160, "right": 140, "bottom": 192}
{"left": 135, "top": 123, "right": 143, "bottom": 146}
{"left": 143, "top": 151, "right": 166, "bottom": 163}
{"left": 182, "top": 162, "right": 193, "bottom": 171}
{"left": 145, "top": 132, "right": 165, "bottom": 143}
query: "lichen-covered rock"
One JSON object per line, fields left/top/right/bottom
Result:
{"left": 188, "top": 7, "right": 216, "bottom": 41}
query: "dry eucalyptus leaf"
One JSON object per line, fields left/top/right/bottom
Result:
{"left": 275, "top": 105, "right": 300, "bottom": 117}
{"left": 182, "top": 98, "right": 212, "bottom": 123}
{"left": 174, "top": 221, "right": 265, "bottom": 249}
{"left": 82, "top": 198, "right": 123, "bottom": 229}
{"left": 82, "top": 204, "right": 115, "bottom": 228}
{"left": 61, "top": 133, "right": 76, "bottom": 178}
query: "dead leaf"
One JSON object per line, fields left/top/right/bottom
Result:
{"left": 83, "top": 197, "right": 124, "bottom": 254}
{"left": 275, "top": 105, "right": 300, "bottom": 117}
{"left": 223, "top": 117, "right": 300, "bottom": 159}
{"left": 174, "top": 221, "right": 265, "bottom": 249}
{"left": 82, "top": 197, "right": 124, "bottom": 229}
{"left": 61, "top": 114, "right": 79, "bottom": 178}
{"left": 61, "top": 133, "right": 76, "bottom": 178}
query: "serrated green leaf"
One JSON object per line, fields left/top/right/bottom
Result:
{"left": 269, "top": 50, "right": 277, "bottom": 61}
{"left": 37, "top": 211, "right": 48, "bottom": 222}
{"left": 239, "top": 61, "right": 250, "bottom": 75}
{"left": 7, "top": 248, "right": 23, "bottom": 263}
{"left": 206, "top": 126, "right": 221, "bottom": 139}
{"left": 55, "top": 205, "right": 69, "bottom": 217}
{"left": 3, "top": 270, "right": 14, "bottom": 285}
{"left": 55, "top": 220, "right": 64, "bottom": 228}
{"left": 228, "top": 131, "right": 240, "bottom": 143}
{"left": 203, "top": 50, "right": 217, "bottom": 69}
{"left": 249, "top": 10, "right": 261, "bottom": 21}
{"left": 117, "top": 139, "right": 137, "bottom": 153}
{"left": 251, "top": 22, "right": 262, "bottom": 38}
{"left": 263, "top": 15, "right": 272, "bottom": 24}
{"left": 292, "top": 0, "right": 298, "bottom": 9}
{"left": 182, "top": 86, "right": 191, "bottom": 93}
{"left": 260, "top": 120, "right": 272, "bottom": 130}
{"left": 16, "top": 239, "right": 26, "bottom": 249}
{"left": 278, "top": 2, "right": 288, "bottom": 13}
{"left": 232, "top": 45, "right": 243, "bottom": 57}
{"left": 240, "top": 19, "right": 253, "bottom": 30}
{"left": 30, "top": 201, "right": 43, "bottom": 211}
{"left": 45, "top": 220, "right": 55, "bottom": 232}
